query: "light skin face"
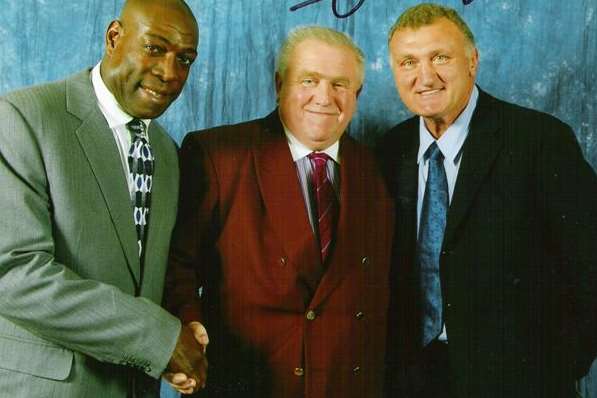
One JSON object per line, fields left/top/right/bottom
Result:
{"left": 276, "top": 39, "right": 362, "bottom": 151}
{"left": 389, "top": 18, "right": 478, "bottom": 138}
{"left": 101, "top": 0, "right": 198, "bottom": 119}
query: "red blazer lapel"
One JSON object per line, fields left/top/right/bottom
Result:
{"left": 253, "top": 112, "right": 323, "bottom": 295}
{"left": 311, "top": 136, "right": 367, "bottom": 308}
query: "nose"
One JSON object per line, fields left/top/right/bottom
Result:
{"left": 417, "top": 61, "right": 436, "bottom": 86}
{"left": 313, "top": 81, "right": 332, "bottom": 106}
{"left": 153, "top": 53, "right": 178, "bottom": 82}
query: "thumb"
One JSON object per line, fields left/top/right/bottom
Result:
{"left": 188, "top": 321, "right": 209, "bottom": 346}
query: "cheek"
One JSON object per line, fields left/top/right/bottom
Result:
{"left": 394, "top": 73, "right": 413, "bottom": 91}
{"left": 338, "top": 94, "right": 357, "bottom": 114}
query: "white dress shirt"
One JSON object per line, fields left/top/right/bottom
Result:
{"left": 90, "top": 63, "right": 152, "bottom": 200}
{"left": 417, "top": 85, "right": 479, "bottom": 341}
{"left": 283, "top": 125, "right": 340, "bottom": 234}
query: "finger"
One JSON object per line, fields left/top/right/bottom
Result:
{"left": 176, "top": 388, "right": 195, "bottom": 394}
{"left": 176, "top": 385, "right": 197, "bottom": 395}
{"left": 163, "top": 372, "right": 197, "bottom": 390}
{"left": 189, "top": 321, "right": 210, "bottom": 346}
{"left": 171, "top": 372, "right": 189, "bottom": 384}
{"left": 170, "top": 379, "right": 197, "bottom": 391}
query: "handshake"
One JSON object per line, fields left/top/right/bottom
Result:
{"left": 163, "top": 321, "right": 209, "bottom": 395}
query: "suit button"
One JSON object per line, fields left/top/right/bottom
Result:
{"left": 306, "top": 310, "right": 317, "bottom": 320}
{"left": 294, "top": 367, "right": 305, "bottom": 376}
{"left": 361, "top": 256, "right": 369, "bottom": 265}
{"left": 355, "top": 311, "right": 364, "bottom": 320}
{"left": 353, "top": 366, "right": 361, "bottom": 374}
{"left": 280, "top": 257, "right": 287, "bottom": 266}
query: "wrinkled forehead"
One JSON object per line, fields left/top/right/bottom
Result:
{"left": 390, "top": 19, "right": 471, "bottom": 55}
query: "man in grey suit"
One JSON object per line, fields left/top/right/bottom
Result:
{"left": 0, "top": 0, "right": 207, "bottom": 396}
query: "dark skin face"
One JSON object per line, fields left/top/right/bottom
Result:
{"left": 101, "top": 0, "right": 198, "bottom": 119}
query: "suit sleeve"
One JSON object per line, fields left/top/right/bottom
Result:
{"left": 165, "top": 133, "right": 220, "bottom": 325}
{"left": 538, "top": 118, "right": 597, "bottom": 376}
{"left": 0, "top": 98, "right": 180, "bottom": 379}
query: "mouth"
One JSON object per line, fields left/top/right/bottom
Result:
{"left": 305, "top": 109, "right": 339, "bottom": 117}
{"left": 140, "top": 85, "right": 171, "bottom": 102}
{"left": 417, "top": 88, "right": 444, "bottom": 97}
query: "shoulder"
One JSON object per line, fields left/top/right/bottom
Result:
{"left": 477, "top": 89, "right": 573, "bottom": 142}
{"left": 0, "top": 70, "right": 92, "bottom": 128}
{"left": 1, "top": 79, "right": 67, "bottom": 119}
{"left": 180, "top": 112, "right": 276, "bottom": 157}
{"left": 380, "top": 115, "right": 418, "bottom": 151}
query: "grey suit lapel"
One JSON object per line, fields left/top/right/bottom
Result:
{"left": 66, "top": 70, "right": 141, "bottom": 287}
{"left": 142, "top": 122, "right": 177, "bottom": 285}
{"left": 444, "top": 89, "right": 503, "bottom": 247}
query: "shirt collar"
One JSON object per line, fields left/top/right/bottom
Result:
{"left": 91, "top": 62, "right": 151, "bottom": 131}
{"left": 282, "top": 123, "right": 341, "bottom": 164}
{"left": 417, "top": 85, "right": 479, "bottom": 164}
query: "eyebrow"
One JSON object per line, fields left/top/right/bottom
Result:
{"left": 145, "top": 33, "right": 198, "bottom": 55}
{"left": 298, "top": 71, "right": 351, "bottom": 83}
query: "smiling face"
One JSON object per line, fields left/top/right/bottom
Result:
{"left": 276, "top": 39, "right": 361, "bottom": 151}
{"left": 389, "top": 17, "right": 478, "bottom": 137}
{"left": 100, "top": 1, "right": 198, "bottom": 119}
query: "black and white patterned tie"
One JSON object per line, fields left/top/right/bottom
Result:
{"left": 126, "top": 119, "right": 154, "bottom": 257}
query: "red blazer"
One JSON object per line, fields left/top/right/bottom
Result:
{"left": 167, "top": 111, "right": 394, "bottom": 398}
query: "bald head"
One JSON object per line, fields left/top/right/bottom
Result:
{"left": 100, "top": 0, "right": 199, "bottom": 118}
{"left": 120, "top": 0, "right": 198, "bottom": 33}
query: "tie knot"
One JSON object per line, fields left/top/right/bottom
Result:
{"left": 126, "top": 118, "right": 146, "bottom": 138}
{"left": 424, "top": 142, "right": 444, "bottom": 162}
{"left": 308, "top": 152, "right": 331, "bottom": 167}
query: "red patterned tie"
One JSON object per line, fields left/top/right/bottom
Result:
{"left": 308, "top": 152, "right": 338, "bottom": 262}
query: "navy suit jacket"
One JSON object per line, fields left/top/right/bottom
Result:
{"left": 380, "top": 88, "right": 597, "bottom": 398}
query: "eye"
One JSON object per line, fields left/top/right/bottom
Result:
{"left": 144, "top": 44, "right": 164, "bottom": 55}
{"left": 177, "top": 54, "right": 195, "bottom": 67}
{"left": 301, "top": 78, "right": 316, "bottom": 87}
{"left": 401, "top": 58, "right": 416, "bottom": 70}
{"left": 333, "top": 81, "right": 348, "bottom": 89}
{"left": 433, "top": 54, "right": 449, "bottom": 64}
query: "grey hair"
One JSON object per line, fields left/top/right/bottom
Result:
{"left": 276, "top": 25, "right": 365, "bottom": 86}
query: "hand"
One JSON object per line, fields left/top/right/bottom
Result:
{"left": 162, "top": 372, "right": 197, "bottom": 395}
{"left": 164, "top": 321, "right": 209, "bottom": 394}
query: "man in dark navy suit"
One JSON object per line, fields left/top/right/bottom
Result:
{"left": 381, "top": 3, "right": 597, "bottom": 398}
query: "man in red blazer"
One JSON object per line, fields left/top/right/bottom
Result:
{"left": 166, "top": 26, "right": 394, "bottom": 397}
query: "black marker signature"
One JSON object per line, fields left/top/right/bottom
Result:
{"left": 290, "top": 0, "right": 476, "bottom": 18}
{"left": 290, "top": 0, "right": 365, "bottom": 18}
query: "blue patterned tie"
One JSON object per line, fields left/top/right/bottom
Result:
{"left": 417, "top": 142, "right": 448, "bottom": 346}
{"left": 126, "top": 119, "right": 154, "bottom": 257}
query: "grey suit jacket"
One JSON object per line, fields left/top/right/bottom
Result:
{"left": 0, "top": 70, "right": 181, "bottom": 397}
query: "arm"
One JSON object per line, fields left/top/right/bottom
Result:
{"left": 538, "top": 119, "right": 597, "bottom": 376}
{"left": 0, "top": 97, "right": 179, "bottom": 378}
{"left": 165, "top": 133, "right": 220, "bottom": 324}
{"left": 163, "top": 132, "right": 220, "bottom": 392}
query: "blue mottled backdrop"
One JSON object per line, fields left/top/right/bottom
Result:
{"left": 1, "top": 0, "right": 596, "bottom": 397}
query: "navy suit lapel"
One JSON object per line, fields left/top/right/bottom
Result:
{"left": 66, "top": 71, "right": 141, "bottom": 288}
{"left": 396, "top": 124, "right": 419, "bottom": 248}
{"left": 444, "top": 89, "right": 503, "bottom": 247}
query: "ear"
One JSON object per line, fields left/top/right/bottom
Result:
{"left": 274, "top": 72, "right": 283, "bottom": 95}
{"left": 105, "top": 20, "right": 123, "bottom": 56}
{"left": 356, "top": 85, "right": 363, "bottom": 98}
{"left": 468, "top": 47, "right": 479, "bottom": 76}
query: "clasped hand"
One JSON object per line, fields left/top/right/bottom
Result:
{"left": 163, "top": 321, "right": 209, "bottom": 395}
